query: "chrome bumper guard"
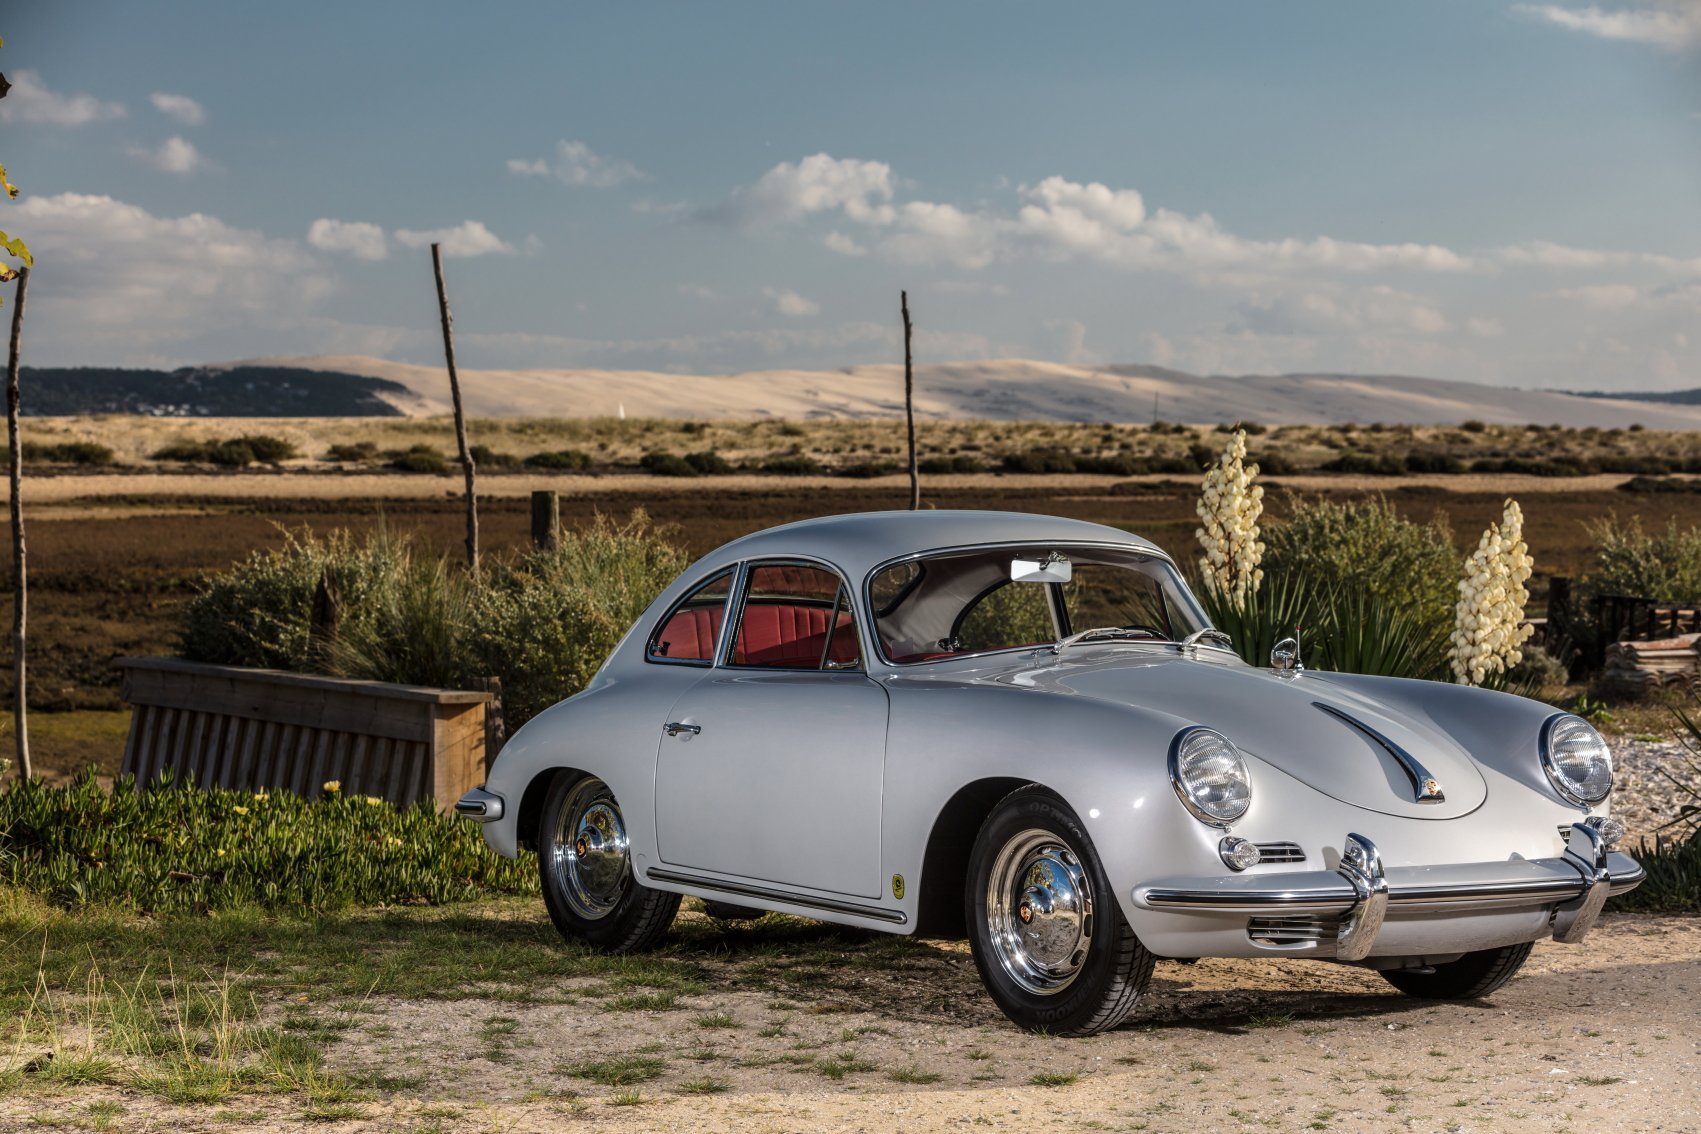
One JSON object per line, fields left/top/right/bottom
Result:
{"left": 1133, "top": 823, "right": 1645, "bottom": 957}
{"left": 454, "top": 786, "right": 504, "bottom": 823}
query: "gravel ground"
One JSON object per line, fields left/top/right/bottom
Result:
{"left": 1607, "top": 736, "right": 1697, "bottom": 844}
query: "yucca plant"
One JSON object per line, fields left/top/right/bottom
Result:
{"left": 1315, "top": 586, "right": 1452, "bottom": 682}
{"left": 1196, "top": 571, "right": 1317, "bottom": 670}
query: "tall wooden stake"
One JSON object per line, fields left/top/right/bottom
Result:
{"left": 902, "top": 290, "right": 918, "bottom": 510}
{"left": 6, "top": 266, "right": 30, "bottom": 781}
{"left": 431, "top": 244, "right": 479, "bottom": 573}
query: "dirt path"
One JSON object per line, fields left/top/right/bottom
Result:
{"left": 4, "top": 913, "right": 1696, "bottom": 1133}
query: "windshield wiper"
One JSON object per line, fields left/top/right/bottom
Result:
{"left": 1050, "top": 626, "right": 1165, "bottom": 656}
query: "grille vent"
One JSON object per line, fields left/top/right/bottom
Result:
{"left": 1254, "top": 841, "right": 1306, "bottom": 864}
{"left": 1247, "top": 916, "right": 1332, "bottom": 946}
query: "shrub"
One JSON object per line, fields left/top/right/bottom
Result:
{"left": 838, "top": 460, "right": 900, "bottom": 478}
{"left": 684, "top": 450, "right": 733, "bottom": 475}
{"left": 389, "top": 445, "right": 447, "bottom": 473}
{"left": 1470, "top": 457, "right": 1589, "bottom": 477}
{"left": 1461, "top": 419, "right": 1487, "bottom": 433}
{"left": 1261, "top": 497, "right": 1457, "bottom": 653}
{"left": 19, "top": 441, "right": 115, "bottom": 466}
{"left": 1322, "top": 451, "right": 1404, "bottom": 475}
{"left": 918, "top": 454, "right": 985, "bottom": 475}
{"left": 242, "top": 434, "right": 298, "bottom": 463}
{"left": 523, "top": 449, "right": 593, "bottom": 471}
{"left": 761, "top": 454, "right": 824, "bottom": 476}
{"left": 470, "top": 444, "right": 520, "bottom": 468}
{"left": 180, "top": 514, "right": 686, "bottom": 730}
{"left": 1000, "top": 447, "right": 1076, "bottom": 474}
{"left": 1620, "top": 476, "right": 1701, "bottom": 495}
{"left": 0, "top": 773, "right": 534, "bottom": 915}
{"left": 1583, "top": 516, "right": 1701, "bottom": 601}
{"left": 325, "top": 441, "right": 378, "bottom": 462}
{"left": 639, "top": 451, "right": 699, "bottom": 477}
{"left": 1253, "top": 450, "right": 1296, "bottom": 476}
{"left": 1404, "top": 450, "right": 1466, "bottom": 474}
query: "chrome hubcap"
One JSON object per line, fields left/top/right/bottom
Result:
{"left": 986, "top": 828, "right": 1093, "bottom": 995}
{"left": 551, "top": 778, "right": 630, "bottom": 920}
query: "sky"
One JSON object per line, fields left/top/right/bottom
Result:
{"left": 2, "top": 1, "right": 1699, "bottom": 390}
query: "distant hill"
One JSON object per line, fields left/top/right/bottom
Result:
{"left": 218, "top": 354, "right": 1701, "bottom": 429}
{"left": 1576, "top": 388, "right": 1701, "bottom": 406}
{"left": 19, "top": 366, "right": 417, "bottom": 417}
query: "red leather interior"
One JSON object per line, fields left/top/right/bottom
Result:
{"left": 733, "top": 601, "right": 858, "bottom": 667}
{"left": 653, "top": 606, "right": 723, "bottom": 661}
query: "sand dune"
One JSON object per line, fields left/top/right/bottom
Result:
{"left": 229, "top": 354, "right": 1701, "bottom": 429}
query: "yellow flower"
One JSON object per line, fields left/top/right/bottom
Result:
{"left": 232, "top": 805, "right": 249, "bottom": 815}
{"left": 216, "top": 848, "right": 226, "bottom": 856}
{"left": 322, "top": 780, "right": 341, "bottom": 794}
{"left": 252, "top": 793, "right": 268, "bottom": 802}
{"left": 363, "top": 795, "right": 384, "bottom": 806}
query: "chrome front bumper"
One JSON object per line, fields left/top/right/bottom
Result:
{"left": 454, "top": 786, "right": 505, "bottom": 823}
{"left": 1132, "top": 823, "right": 1644, "bottom": 961}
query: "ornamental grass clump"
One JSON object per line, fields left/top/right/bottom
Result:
{"left": 0, "top": 773, "right": 536, "bottom": 915}
{"left": 1195, "top": 428, "right": 1265, "bottom": 608}
{"left": 1450, "top": 498, "right": 1535, "bottom": 686}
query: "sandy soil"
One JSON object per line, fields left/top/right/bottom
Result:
{"left": 0, "top": 468, "right": 1664, "bottom": 505}
{"left": 4, "top": 914, "right": 1696, "bottom": 1133}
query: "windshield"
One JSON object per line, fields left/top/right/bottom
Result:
{"left": 868, "top": 544, "right": 1209, "bottom": 664}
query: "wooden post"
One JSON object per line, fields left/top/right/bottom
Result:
{"left": 431, "top": 244, "right": 478, "bottom": 574}
{"left": 480, "top": 675, "right": 506, "bottom": 766}
{"left": 309, "top": 565, "right": 343, "bottom": 672}
{"left": 5, "top": 266, "right": 27, "bottom": 781}
{"left": 530, "top": 489, "right": 560, "bottom": 552}
{"left": 901, "top": 290, "right": 918, "bottom": 510}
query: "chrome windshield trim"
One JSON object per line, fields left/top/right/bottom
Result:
{"left": 1314, "top": 702, "right": 1447, "bottom": 804}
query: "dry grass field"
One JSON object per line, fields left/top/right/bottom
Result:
{"left": 8, "top": 415, "right": 1701, "bottom": 783}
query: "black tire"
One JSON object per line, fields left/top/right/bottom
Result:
{"left": 966, "top": 785, "right": 1154, "bottom": 1035}
{"left": 1380, "top": 942, "right": 1534, "bottom": 999}
{"left": 538, "top": 773, "right": 679, "bottom": 953}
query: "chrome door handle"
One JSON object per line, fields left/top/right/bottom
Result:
{"left": 663, "top": 721, "right": 701, "bottom": 737}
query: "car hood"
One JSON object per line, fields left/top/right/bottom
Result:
{"left": 985, "top": 651, "right": 1487, "bottom": 819}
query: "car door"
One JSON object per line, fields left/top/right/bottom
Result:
{"left": 654, "top": 559, "right": 888, "bottom": 899}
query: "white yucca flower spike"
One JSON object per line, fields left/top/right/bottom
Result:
{"left": 1195, "top": 427, "right": 1265, "bottom": 608}
{"left": 1450, "top": 498, "right": 1536, "bottom": 685}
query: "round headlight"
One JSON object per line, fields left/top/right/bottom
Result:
{"left": 1541, "top": 714, "right": 1613, "bottom": 806}
{"left": 1169, "top": 728, "right": 1252, "bottom": 826}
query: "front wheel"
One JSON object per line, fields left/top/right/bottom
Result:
{"left": 966, "top": 786, "right": 1154, "bottom": 1035}
{"left": 1380, "top": 942, "right": 1533, "bottom": 999}
{"left": 538, "top": 773, "right": 679, "bottom": 953}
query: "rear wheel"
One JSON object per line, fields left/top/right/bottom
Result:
{"left": 538, "top": 773, "right": 679, "bottom": 953}
{"left": 966, "top": 786, "right": 1154, "bottom": 1035}
{"left": 1380, "top": 942, "right": 1534, "bottom": 999}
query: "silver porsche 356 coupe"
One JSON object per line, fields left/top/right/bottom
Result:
{"left": 459, "top": 511, "right": 1643, "bottom": 1035}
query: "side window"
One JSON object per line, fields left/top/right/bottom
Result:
{"left": 730, "top": 562, "right": 861, "bottom": 670}
{"left": 647, "top": 569, "right": 734, "bottom": 664}
{"left": 954, "top": 581, "right": 1057, "bottom": 653}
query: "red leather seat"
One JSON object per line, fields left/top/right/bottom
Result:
{"left": 733, "top": 602, "right": 859, "bottom": 667}
{"left": 654, "top": 606, "right": 723, "bottom": 661}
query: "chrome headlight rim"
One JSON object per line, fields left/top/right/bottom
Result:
{"left": 1168, "top": 726, "right": 1252, "bottom": 829}
{"left": 1540, "top": 712, "right": 1614, "bottom": 808}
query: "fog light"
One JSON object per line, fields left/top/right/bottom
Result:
{"left": 1584, "top": 814, "right": 1625, "bottom": 850}
{"left": 1219, "top": 835, "right": 1261, "bottom": 872}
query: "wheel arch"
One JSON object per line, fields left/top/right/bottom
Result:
{"left": 515, "top": 765, "right": 587, "bottom": 853}
{"left": 913, "top": 776, "right": 1035, "bottom": 938}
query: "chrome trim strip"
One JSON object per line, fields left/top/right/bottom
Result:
{"left": 643, "top": 868, "right": 908, "bottom": 925}
{"left": 1313, "top": 702, "right": 1446, "bottom": 804}
{"left": 454, "top": 786, "right": 504, "bottom": 823}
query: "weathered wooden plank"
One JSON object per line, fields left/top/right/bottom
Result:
{"left": 116, "top": 656, "right": 490, "bottom": 704}
{"left": 122, "top": 668, "right": 440, "bottom": 743}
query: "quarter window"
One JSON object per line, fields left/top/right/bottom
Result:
{"left": 730, "top": 562, "right": 861, "bottom": 670}
{"left": 647, "top": 569, "right": 734, "bottom": 664}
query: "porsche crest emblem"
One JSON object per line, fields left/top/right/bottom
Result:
{"left": 891, "top": 874, "right": 905, "bottom": 900}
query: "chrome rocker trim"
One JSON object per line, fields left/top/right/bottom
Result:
{"left": 454, "top": 786, "right": 505, "bottom": 823}
{"left": 644, "top": 867, "right": 909, "bottom": 925}
{"left": 1132, "top": 823, "right": 1644, "bottom": 955}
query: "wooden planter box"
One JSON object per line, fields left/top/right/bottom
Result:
{"left": 117, "top": 657, "right": 492, "bottom": 811}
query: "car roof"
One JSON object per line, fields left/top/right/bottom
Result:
{"left": 696, "top": 510, "right": 1167, "bottom": 582}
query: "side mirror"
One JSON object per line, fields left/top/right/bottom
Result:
{"left": 1271, "top": 637, "right": 1303, "bottom": 676}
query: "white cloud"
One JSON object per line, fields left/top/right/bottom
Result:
{"left": 394, "top": 220, "right": 516, "bottom": 257}
{"left": 127, "top": 135, "right": 212, "bottom": 175}
{"left": 9, "top": 192, "right": 327, "bottom": 348}
{"left": 1468, "top": 317, "right": 1505, "bottom": 338}
{"left": 708, "top": 153, "right": 895, "bottom": 226}
{"left": 710, "top": 156, "right": 1473, "bottom": 275}
{"left": 307, "top": 219, "right": 387, "bottom": 261}
{"left": 506, "top": 140, "right": 644, "bottom": 188}
{"left": 149, "top": 92, "right": 206, "bottom": 126}
{"left": 0, "top": 70, "right": 125, "bottom": 126}
{"left": 1553, "top": 282, "right": 1641, "bottom": 309}
{"left": 679, "top": 284, "right": 722, "bottom": 301}
{"left": 1514, "top": 3, "right": 1701, "bottom": 50}
{"left": 764, "top": 287, "right": 820, "bottom": 317}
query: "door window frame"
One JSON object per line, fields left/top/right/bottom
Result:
{"left": 719, "top": 556, "right": 867, "bottom": 673}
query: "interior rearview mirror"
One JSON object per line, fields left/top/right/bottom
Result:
{"left": 1011, "top": 553, "right": 1072, "bottom": 584}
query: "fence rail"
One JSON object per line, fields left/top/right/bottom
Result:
{"left": 117, "top": 657, "right": 492, "bottom": 811}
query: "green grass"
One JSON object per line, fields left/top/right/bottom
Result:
{"left": 1029, "top": 1072, "right": 1080, "bottom": 1087}
{"left": 888, "top": 1065, "right": 944, "bottom": 1084}
{"left": 694, "top": 1012, "right": 739, "bottom": 1029}
{"left": 677, "top": 1076, "right": 729, "bottom": 1095}
{"left": 560, "top": 1056, "right": 669, "bottom": 1087}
